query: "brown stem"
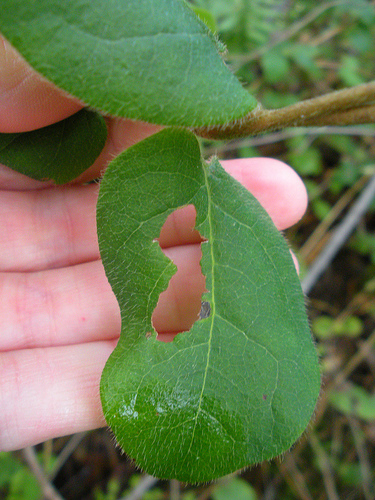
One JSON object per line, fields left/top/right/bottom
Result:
{"left": 23, "top": 447, "right": 65, "bottom": 500}
{"left": 195, "top": 82, "right": 375, "bottom": 140}
{"left": 300, "top": 104, "right": 375, "bottom": 127}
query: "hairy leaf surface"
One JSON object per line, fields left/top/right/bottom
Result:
{"left": 0, "top": 109, "right": 107, "bottom": 184}
{"left": 0, "top": 0, "right": 257, "bottom": 127}
{"left": 97, "top": 128, "right": 320, "bottom": 483}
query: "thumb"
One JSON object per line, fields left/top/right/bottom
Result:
{"left": 0, "top": 35, "right": 83, "bottom": 133}
{"left": 0, "top": 35, "right": 162, "bottom": 186}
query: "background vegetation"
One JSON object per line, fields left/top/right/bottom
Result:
{"left": 2, "top": 0, "right": 375, "bottom": 498}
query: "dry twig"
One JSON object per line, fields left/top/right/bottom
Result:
{"left": 22, "top": 447, "right": 65, "bottom": 500}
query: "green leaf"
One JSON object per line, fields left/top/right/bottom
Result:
{"left": 287, "top": 44, "right": 322, "bottom": 80}
{"left": 212, "top": 477, "right": 258, "bottom": 500}
{"left": 335, "top": 460, "right": 363, "bottom": 487}
{"left": 97, "top": 128, "right": 320, "bottom": 483}
{"left": 0, "top": 452, "right": 41, "bottom": 500}
{"left": 0, "top": 452, "right": 22, "bottom": 488}
{"left": 0, "top": 0, "right": 257, "bottom": 128}
{"left": 261, "top": 49, "right": 291, "bottom": 85}
{"left": 338, "top": 55, "right": 366, "bottom": 87}
{"left": 189, "top": 5, "right": 217, "bottom": 34}
{"left": 313, "top": 315, "right": 363, "bottom": 339}
{"left": 0, "top": 109, "right": 107, "bottom": 184}
{"left": 330, "top": 384, "right": 375, "bottom": 421}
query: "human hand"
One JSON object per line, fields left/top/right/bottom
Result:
{"left": 0, "top": 37, "right": 308, "bottom": 451}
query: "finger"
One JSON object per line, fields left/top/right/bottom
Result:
{"left": 222, "top": 157, "right": 308, "bottom": 230}
{"left": 0, "top": 158, "right": 306, "bottom": 272}
{"left": 158, "top": 157, "right": 308, "bottom": 248}
{"left": 0, "top": 261, "right": 121, "bottom": 351}
{"left": 0, "top": 163, "right": 55, "bottom": 191}
{"left": 0, "top": 340, "right": 113, "bottom": 451}
{"left": 0, "top": 242, "right": 204, "bottom": 351}
{"left": 0, "top": 185, "right": 100, "bottom": 272}
{"left": 0, "top": 36, "right": 83, "bottom": 133}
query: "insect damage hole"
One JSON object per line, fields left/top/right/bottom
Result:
{"left": 151, "top": 204, "right": 209, "bottom": 342}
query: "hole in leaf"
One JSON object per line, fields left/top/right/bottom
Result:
{"left": 151, "top": 205, "right": 208, "bottom": 342}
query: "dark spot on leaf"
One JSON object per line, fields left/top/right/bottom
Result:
{"left": 199, "top": 301, "right": 211, "bottom": 319}
{"left": 263, "top": 394, "right": 267, "bottom": 401}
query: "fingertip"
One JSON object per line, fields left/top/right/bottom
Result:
{"left": 220, "top": 157, "right": 308, "bottom": 230}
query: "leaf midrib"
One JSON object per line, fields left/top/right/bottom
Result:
{"left": 35, "top": 14, "right": 209, "bottom": 45}
{"left": 187, "top": 162, "right": 215, "bottom": 453}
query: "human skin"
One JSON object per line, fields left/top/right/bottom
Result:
{"left": 0, "top": 36, "right": 308, "bottom": 451}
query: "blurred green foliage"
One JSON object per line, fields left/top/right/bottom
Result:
{"left": 313, "top": 314, "right": 364, "bottom": 339}
{"left": 94, "top": 478, "right": 122, "bottom": 500}
{"left": 0, "top": 453, "right": 41, "bottom": 500}
{"left": 211, "top": 478, "right": 258, "bottom": 500}
{"left": 330, "top": 384, "right": 375, "bottom": 421}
